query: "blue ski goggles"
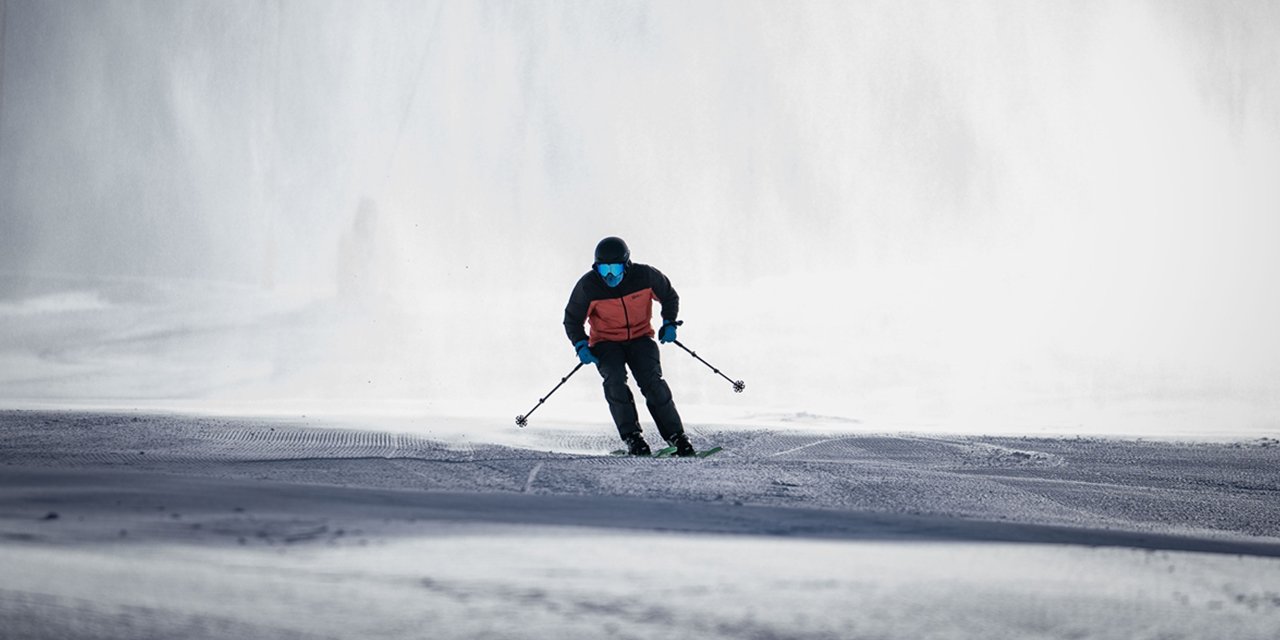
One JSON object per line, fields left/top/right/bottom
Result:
{"left": 596, "top": 263, "right": 625, "bottom": 278}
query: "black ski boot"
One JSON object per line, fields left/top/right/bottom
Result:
{"left": 669, "top": 433, "right": 696, "bottom": 457}
{"left": 623, "top": 432, "right": 651, "bottom": 456}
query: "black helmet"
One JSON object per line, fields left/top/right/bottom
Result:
{"left": 594, "top": 236, "right": 631, "bottom": 264}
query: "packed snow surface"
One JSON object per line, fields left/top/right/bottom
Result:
{"left": 2, "top": 410, "right": 1278, "bottom": 639}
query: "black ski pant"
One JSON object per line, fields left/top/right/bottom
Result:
{"left": 593, "top": 337, "right": 685, "bottom": 442}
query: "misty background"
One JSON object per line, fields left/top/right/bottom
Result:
{"left": 1, "top": 1, "right": 1277, "bottom": 436}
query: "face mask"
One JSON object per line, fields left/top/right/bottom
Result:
{"left": 596, "top": 263, "right": 625, "bottom": 287}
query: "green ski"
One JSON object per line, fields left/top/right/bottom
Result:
{"left": 608, "top": 445, "right": 722, "bottom": 458}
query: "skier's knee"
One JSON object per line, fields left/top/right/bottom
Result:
{"left": 637, "top": 379, "right": 672, "bottom": 404}
{"left": 603, "top": 381, "right": 634, "bottom": 403}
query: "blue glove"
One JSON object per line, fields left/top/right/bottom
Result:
{"left": 659, "top": 321, "right": 678, "bottom": 344}
{"left": 574, "top": 340, "right": 599, "bottom": 365}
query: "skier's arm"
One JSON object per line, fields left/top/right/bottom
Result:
{"left": 563, "top": 280, "right": 590, "bottom": 346}
{"left": 649, "top": 267, "right": 680, "bottom": 324}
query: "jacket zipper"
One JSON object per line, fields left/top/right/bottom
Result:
{"left": 621, "top": 293, "right": 632, "bottom": 340}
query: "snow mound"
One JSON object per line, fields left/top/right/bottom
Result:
{"left": 952, "top": 441, "right": 1066, "bottom": 468}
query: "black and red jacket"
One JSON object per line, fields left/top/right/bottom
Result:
{"left": 564, "top": 263, "right": 679, "bottom": 347}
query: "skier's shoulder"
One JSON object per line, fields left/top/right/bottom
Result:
{"left": 566, "top": 271, "right": 596, "bottom": 306}
{"left": 632, "top": 264, "right": 676, "bottom": 291}
{"left": 629, "top": 262, "right": 664, "bottom": 279}
{"left": 570, "top": 270, "right": 615, "bottom": 300}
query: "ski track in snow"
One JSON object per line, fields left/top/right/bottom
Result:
{"left": 2, "top": 410, "right": 1279, "bottom": 639}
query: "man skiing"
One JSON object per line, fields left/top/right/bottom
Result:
{"left": 564, "top": 236, "right": 696, "bottom": 457}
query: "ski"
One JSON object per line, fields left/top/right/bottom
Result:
{"left": 608, "top": 447, "right": 671, "bottom": 457}
{"left": 608, "top": 445, "right": 722, "bottom": 459}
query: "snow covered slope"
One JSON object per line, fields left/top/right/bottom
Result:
{"left": 2, "top": 411, "right": 1277, "bottom": 639}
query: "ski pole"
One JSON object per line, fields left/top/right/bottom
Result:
{"left": 515, "top": 362, "right": 585, "bottom": 428}
{"left": 667, "top": 325, "right": 745, "bottom": 393}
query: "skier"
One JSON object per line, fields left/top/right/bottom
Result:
{"left": 564, "top": 236, "right": 696, "bottom": 457}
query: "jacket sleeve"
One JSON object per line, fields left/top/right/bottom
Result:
{"left": 563, "top": 277, "right": 591, "bottom": 345}
{"left": 649, "top": 266, "right": 679, "bottom": 323}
